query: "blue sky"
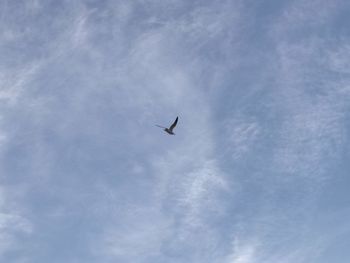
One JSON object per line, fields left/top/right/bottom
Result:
{"left": 1, "top": 0, "right": 350, "bottom": 262}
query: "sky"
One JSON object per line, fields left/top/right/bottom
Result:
{"left": 1, "top": 0, "right": 350, "bottom": 262}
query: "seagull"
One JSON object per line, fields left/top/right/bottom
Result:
{"left": 156, "top": 116, "right": 178, "bottom": 135}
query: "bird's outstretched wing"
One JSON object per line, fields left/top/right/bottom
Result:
{"left": 169, "top": 117, "right": 178, "bottom": 131}
{"left": 156, "top": 125, "right": 166, "bottom": 129}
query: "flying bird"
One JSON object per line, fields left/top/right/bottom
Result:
{"left": 156, "top": 116, "right": 178, "bottom": 135}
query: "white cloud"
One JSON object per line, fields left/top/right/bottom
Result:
{"left": 222, "top": 117, "right": 261, "bottom": 160}
{"left": 270, "top": 0, "right": 343, "bottom": 38}
{"left": 225, "top": 236, "right": 258, "bottom": 263}
{"left": 98, "top": 207, "right": 172, "bottom": 260}
{"left": 0, "top": 63, "right": 40, "bottom": 104}
{"left": 270, "top": 37, "right": 348, "bottom": 180}
{"left": 0, "top": 187, "right": 32, "bottom": 256}
{"left": 84, "top": 3, "right": 241, "bottom": 259}
{"left": 219, "top": 2, "right": 350, "bottom": 263}
{"left": 1, "top": 0, "right": 349, "bottom": 262}
{"left": 327, "top": 42, "right": 350, "bottom": 75}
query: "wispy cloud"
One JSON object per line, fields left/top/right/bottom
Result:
{"left": 222, "top": 1, "right": 350, "bottom": 262}
{"left": 1, "top": 0, "right": 350, "bottom": 262}
{"left": 0, "top": 187, "right": 32, "bottom": 257}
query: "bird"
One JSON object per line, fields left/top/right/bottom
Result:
{"left": 156, "top": 116, "right": 178, "bottom": 135}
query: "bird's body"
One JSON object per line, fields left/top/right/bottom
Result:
{"left": 156, "top": 117, "right": 178, "bottom": 135}
{"left": 164, "top": 128, "right": 175, "bottom": 135}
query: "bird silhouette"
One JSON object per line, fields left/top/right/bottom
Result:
{"left": 156, "top": 116, "right": 178, "bottom": 135}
